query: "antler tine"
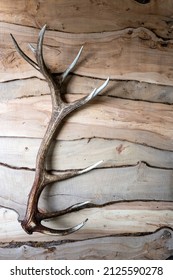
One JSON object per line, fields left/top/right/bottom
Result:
{"left": 11, "top": 26, "right": 62, "bottom": 106}
{"left": 36, "top": 201, "right": 90, "bottom": 235}
{"left": 68, "top": 77, "right": 110, "bottom": 113}
{"left": 11, "top": 24, "right": 47, "bottom": 74}
{"left": 60, "top": 46, "right": 84, "bottom": 84}
{"left": 78, "top": 160, "right": 103, "bottom": 174}
{"left": 38, "top": 201, "right": 90, "bottom": 222}
{"left": 35, "top": 25, "right": 47, "bottom": 72}
{"left": 44, "top": 160, "right": 103, "bottom": 184}
{"left": 36, "top": 218, "right": 88, "bottom": 236}
{"left": 10, "top": 26, "right": 48, "bottom": 72}
{"left": 34, "top": 24, "right": 63, "bottom": 106}
{"left": 10, "top": 34, "right": 40, "bottom": 71}
{"left": 86, "top": 77, "right": 110, "bottom": 101}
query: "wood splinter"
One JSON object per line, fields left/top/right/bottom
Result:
{"left": 10, "top": 25, "right": 109, "bottom": 235}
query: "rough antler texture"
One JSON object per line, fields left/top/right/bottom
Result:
{"left": 11, "top": 25, "right": 109, "bottom": 235}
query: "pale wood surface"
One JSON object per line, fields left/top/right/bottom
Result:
{"left": 1, "top": 22, "right": 173, "bottom": 85}
{"left": 0, "top": 222, "right": 172, "bottom": 260}
{"left": 0, "top": 0, "right": 173, "bottom": 39}
{"left": 1, "top": 162, "right": 173, "bottom": 219}
{"left": 1, "top": 137, "right": 173, "bottom": 169}
{"left": 1, "top": 76, "right": 173, "bottom": 104}
{"left": 1, "top": 94, "right": 173, "bottom": 150}
{"left": 0, "top": 203, "right": 173, "bottom": 242}
{"left": 0, "top": 0, "right": 173, "bottom": 260}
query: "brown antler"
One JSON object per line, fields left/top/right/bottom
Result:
{"left": 11, "top": 25, "right": 109, "bottom": 235}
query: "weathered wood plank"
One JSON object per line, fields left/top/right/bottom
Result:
{"left": 1, "top": 94, "right": 173, "bottom": 150}
{"left": 0, "top": 0, "right": 172, "bottom": 39}
{"left": 62, "top": 76, "right": 173, "bottom": 104}
{"left": 1, "top": 76, "right": 173, "bottom": 104}
{"left": 0, "top": 228, "right": 172, "bottom": 260}
{"left": 1, "top": 23, "right": 173, "bottom": 85}
{"left": 0, "top": 163, "right": 173, "bottom": 220}
{"left": 0, "top": 78, "right": 49, "bottom": 101}
{"left": 1, "top": 137, "right": 173, "bottom": 170}
{"left": 0, "top": 203, "right": 173, "bottom": 242}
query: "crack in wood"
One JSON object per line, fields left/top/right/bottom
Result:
{"left": 0, "top": 76, "right": 45, "bottom": 84}
{"left": 0, "top": 161, "right": 35, "bottom": 171}
{"left": 1, "top": 198, "right": 173, "bottom": 224}
{"left": 0, "top": 226, "right": 172, "bottom": 249}
{"left": 1, "top": 160, "right": 173, "bottom": 172}
{"left": 2, "top": 73, "right": 173, "bottom": 105}
{"left": 107, "top": 94, "right": 173, "bottom": 106}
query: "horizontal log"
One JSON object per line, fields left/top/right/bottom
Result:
{"left": 1, "top": 94, "right": 173, "bottom": 150}
{"left": 1, "top": 23, "right": 173, "bottom": 85}
{"left": 0, "top": 0, "right": 172, "bottom": 38}
{"left": 0, "top": 202, "right": 173, "bottom": 242}
{"left": 1, "top": 137, "right": 173, "bottom": 170}
{"left": 1, "top": 76, "right": 173, "bottom": 104}
{"left": 0, "top": 228, "right": 172, "bottom": 260}
{"left": 0, "top": 162, "right": 173, "bottom": 220}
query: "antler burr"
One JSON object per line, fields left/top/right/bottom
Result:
{"left": 11, "top": 25, "right": 109, "bottom": 235}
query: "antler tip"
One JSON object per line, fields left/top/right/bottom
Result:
{"left": 80, "top": 45, "right": 84, "bottom": 51}
{"left": 78, "top": 160, "right": 103, "bottom": 175}
{"left": 39, "top": 24, "right": 47, "bottom": 39}
{"left": 10, "top": 33, "right": 16, "bottom": 43}
{"left": 42, "top": 24, "right": 47, "bottom": 30}
{"left": 84, "top": 218, "right": 89, "bottom": 224}
{"left": 103, "top": 77, "right": 110, "bottom": 87}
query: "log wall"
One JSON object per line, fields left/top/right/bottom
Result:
{"left": 0, "top": 0, "right": 173, "bottom": 259}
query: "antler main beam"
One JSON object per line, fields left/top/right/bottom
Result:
{"left": 11, "top": 25, "right": 109, "bottom": 235}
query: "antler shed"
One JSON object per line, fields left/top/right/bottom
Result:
{"left": 11, "top": 25, "right": 109, "bottom": 235}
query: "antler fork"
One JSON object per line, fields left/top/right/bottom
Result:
{"left": 11, "top": 25, "right": 109, "bottom": 235}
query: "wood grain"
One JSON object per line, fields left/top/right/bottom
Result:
{"left": 1, "top": 76, "right": 173, "bottom": 104}
{"left": 1, "top": 137, "right": 173, "bottom": 170}
{"left": 0, "top": 227, "right": 172, "bottom": 260}
{"left": 0, "top": 0, "right": 173, "bottom": 38}
{"left": 1, "top": 23, "right": 173, "bottom": 85}
{"left": 0, "top": 162, "right": 173, "bottom": 220}
{"left": 1, "top": 94, "right": 173, "bottom": 150}
{"left": 0, "top": 204, "right": 173, "bottom": 242}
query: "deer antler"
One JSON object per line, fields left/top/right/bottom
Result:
{"left": 11, "top": 25, "right": 109, "bottom": 235}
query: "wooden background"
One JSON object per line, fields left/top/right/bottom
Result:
{"left": 0, "top": 0, "right": 173, "bottom": 259}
